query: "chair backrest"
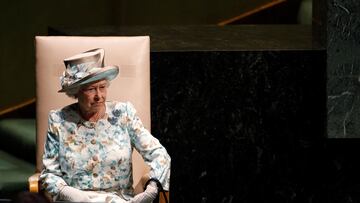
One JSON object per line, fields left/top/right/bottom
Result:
{"left": 35, "top": 36, "right": 151, "bottom": 187}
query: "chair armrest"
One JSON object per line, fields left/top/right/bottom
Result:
{"left": 28, "top": 173, "right": 40, "bottom": 193}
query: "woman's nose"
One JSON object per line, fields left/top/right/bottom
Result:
{"left": 93, "top": 88, "right": 100, "bottom": 98}
{"left": 94, "top": 94, "right": 100, "bottom": 101}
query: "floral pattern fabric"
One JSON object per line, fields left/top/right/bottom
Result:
{"left": 40, "top": 101, "right": 171, "bottom": 201}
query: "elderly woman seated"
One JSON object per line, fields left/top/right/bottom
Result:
{"left": 40, "top": 48, "right": 171, "bottom": 203}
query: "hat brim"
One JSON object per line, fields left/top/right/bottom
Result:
{"left": 58, "top": 65, "right": 119, "bottom": 92}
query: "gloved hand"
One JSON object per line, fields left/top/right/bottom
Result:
{"left": 58, "top": 185, "right": 91, "bottom": 202}
{"left": 85, "top": 191, "right": 127, "bottom": 203}
{"left": 130, "top": 181, "right": 158, "bottom": 203}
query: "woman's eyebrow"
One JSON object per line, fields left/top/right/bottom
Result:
{"left": 88, "top": 83, "right": 107, "bottom": 88}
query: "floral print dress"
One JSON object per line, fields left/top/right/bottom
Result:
{"left": 40, "top": 101, "right": 171, "bottom": 201}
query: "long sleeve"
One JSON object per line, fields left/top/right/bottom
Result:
{"left": 124, "top": 102, "right": 171, "bottom": 190}
{"left": 39, "top": 111, "right": 68, "bottom": 197}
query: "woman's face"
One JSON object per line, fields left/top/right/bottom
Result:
{"left": 77, "top": 79, "right": 108, "bottom": 114}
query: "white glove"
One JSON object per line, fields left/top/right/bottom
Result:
{"left": 58, "top": 186, "right": 91, "bottom": 202}
{"left": 130, "top": 181, "right": 158, "bottom": 203}
{"left": 85, "top": 191, "right": 127, "bottom": 203}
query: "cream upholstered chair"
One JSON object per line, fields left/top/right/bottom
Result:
{"left": 28, "top": 36, "right": 168, "bottom": 202}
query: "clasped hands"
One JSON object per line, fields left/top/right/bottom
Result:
{"left": 58, "top": 181, "right": 158, "bottom": 203}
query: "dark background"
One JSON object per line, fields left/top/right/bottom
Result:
{"left": 0, "top": 0, "right": 309, "bottom": 109}
{"left": 2, "top": 0, "right": 360, "bottom": 202}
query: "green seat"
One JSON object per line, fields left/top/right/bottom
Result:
{"left": 0, "top": 119, "right": 36, "bottom": 163}
{"left": 0, "top": 150, "right": 35, "bottom": 198}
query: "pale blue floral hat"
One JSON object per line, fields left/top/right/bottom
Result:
{"left": 59, "top": 48, "right": 119, "bottom": 92}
